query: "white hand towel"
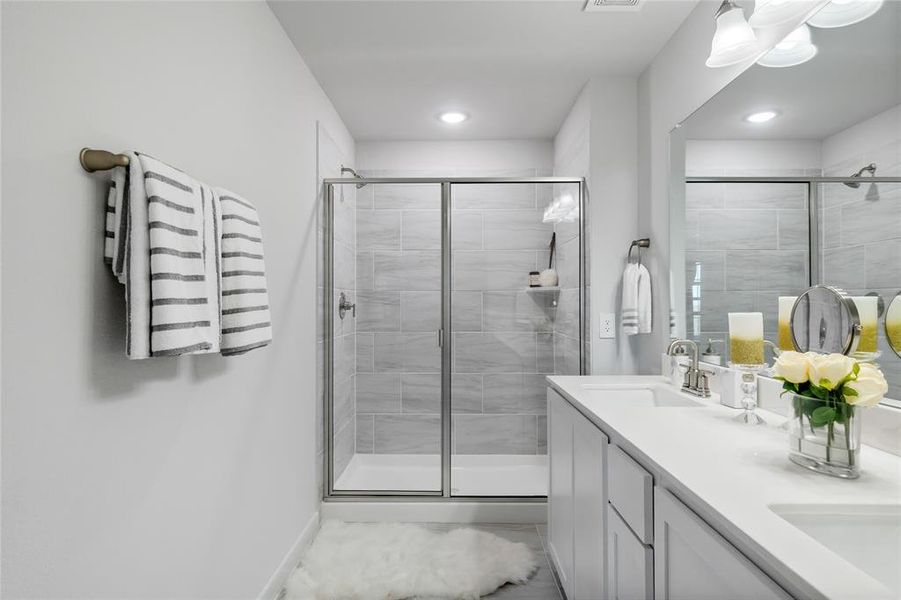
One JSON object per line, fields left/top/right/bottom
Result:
{"left": 215, "top": 188, "right": 272, "bottom": 356}
{"left": 139, "top": 153, "right": 219, "bottom": 357}
{"left": 125, "top": 152, "right": 151, "bottom": 358}
{"left": 622, "top": 263, "right": 640, "bottom": 336}
{"left": 637, "top": 263, "right": 652, "bottom": 334}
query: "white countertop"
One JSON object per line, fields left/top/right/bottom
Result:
{"left": 547, "top": 375, "right": 901, "bottom": 600}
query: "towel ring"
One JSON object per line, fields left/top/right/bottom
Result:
{"left": 628, "top": 238, "right": 650, "bottom": 266}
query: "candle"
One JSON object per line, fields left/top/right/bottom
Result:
{"left": 851, "top": 296, "right": 878, "bottom": 353}
{"left": 729, "top": 312, "right": 764, "bottom": 365}
{"left": 778, "top": 296, "right": 797, "bottom": 351}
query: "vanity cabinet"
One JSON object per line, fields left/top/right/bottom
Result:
{"left": 653, "top": 487, "right": 791, "bottom": 600}
{"left": 548, "top": 389, "right": 608, "bottom": 600}
{"left": 547, "top": 387, "right": 791, "bottom": 600}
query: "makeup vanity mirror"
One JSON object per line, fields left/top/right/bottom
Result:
{"left": 668, "top": 3, "right": 901, "bottom": 405}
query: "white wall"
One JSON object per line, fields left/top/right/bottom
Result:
{"left": 821, "top": 103, "right": 901, "bottom": 175}
{"left": 686, "top": 140, "right": 822, "bottom": 175}
{"left": 0, "top": 2, "right": 353, "bottom": 598}
{"left": 635, "top": 0, "right": 829, "bottom": 372}
{"left": 554, "top": 77, "right": 640, "bottom": 375}
{"left": 357, "top": 140, "right": 552, "bottom": 174}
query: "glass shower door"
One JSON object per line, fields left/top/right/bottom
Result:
{"left": 329, "top": 181, "right": 443, "bottom": 493}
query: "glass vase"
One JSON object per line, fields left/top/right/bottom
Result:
{"left": 788, "top": 394, "right": 861, "bottom": 479}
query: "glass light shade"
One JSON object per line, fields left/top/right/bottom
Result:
{"left": 808, "top": 0, "right": 884, "bottom": 28}
{"left": 706, "top": 4, "right": 759, "bottom": 68}
{"left": 757, "top": 25, "right": 818, "bottom": 68}
{"left": 750, "top": 0, "right": 817, "bottom": 27}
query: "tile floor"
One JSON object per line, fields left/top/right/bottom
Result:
{"left": 418, "top": 523, "right": 563, "bottom": 599}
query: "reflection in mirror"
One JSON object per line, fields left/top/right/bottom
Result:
{"left": 789, "top": 285, "right": 860, "bottom": 355}
{"left": 887, "top": 293, "right": 901, "bottom": 360}
{"left": 668, "top": 2, "right": 901, "bottom": 404}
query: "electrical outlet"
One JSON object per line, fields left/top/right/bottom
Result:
{"left": 599, "top": 313, "right": 616, "bottom": 339}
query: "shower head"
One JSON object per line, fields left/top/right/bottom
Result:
{"left": 843, "top": 163, "right": 877, "bottom": 188}
{"left": 340, "top": 166, "right": 367, "bottom": 189}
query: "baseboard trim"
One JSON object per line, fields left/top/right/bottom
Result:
{"left": 257, "top": 510, "right": 320, "bottom": 600}
{"left": 321, "top": 501, "right": 547, "bottom": 524}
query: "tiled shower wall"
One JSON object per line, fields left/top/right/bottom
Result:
{"left": 683, "top": 180, "right": 811, "bottom": 354}
{"left": 352, "top": 172, "right": 568, "bottom": 456}
{"left": 819, "top": 104, "right": 901, "bottom": 400}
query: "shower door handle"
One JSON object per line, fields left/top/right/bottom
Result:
{"left": 338, "top": 292, "right": 355, "bottom": 320}
{"left": 437, "top": 329, "right": 444, "bottom": 348}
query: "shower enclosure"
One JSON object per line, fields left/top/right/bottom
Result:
{"left": 322, "top": 177, "right": 585, "bottom": 499}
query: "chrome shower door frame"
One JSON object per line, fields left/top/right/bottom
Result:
{"left": 322, "top": 177, "right": 586, "bottom": 501}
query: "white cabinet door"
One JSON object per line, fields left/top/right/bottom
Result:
{"left": 573, "top": 412, "right": 608, "bottom": 600}
{"left": 608, "top": 505, "right": 653, "bottom": 600}
{"left": 654, "top": 487, "right": 791, "bottom": 600}
{"left": 548, "top": 389, "right": 575, "bottom": 600}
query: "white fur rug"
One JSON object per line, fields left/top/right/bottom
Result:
{"left": 285, "top": 521, "right": 539, "bottom": 600}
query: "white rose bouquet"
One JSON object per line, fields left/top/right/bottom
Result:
{"left": 774, "top": 351, "right": 887, "bottom": 429}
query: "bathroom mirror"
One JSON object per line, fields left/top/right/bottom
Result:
{"left": 668, "top": 2, "right": 901, "bottom": 403}
{"left": 789, "top": 286, "right": 860, "bottom": 355}
{"left": 887, "top": 293, "right": 901, "bottom": 360}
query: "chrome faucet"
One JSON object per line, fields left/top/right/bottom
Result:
{"left": 667, "top": 339, "right": 712, "bottom": 398}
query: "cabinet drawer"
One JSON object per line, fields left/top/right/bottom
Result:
{"left": 608, "top": 444, "right": 654, "bottom": 544}
{"left": 608, "top": 504, "right": 654, "bottom": 600}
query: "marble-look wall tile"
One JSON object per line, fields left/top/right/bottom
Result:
{"left": 777, "top": 209, "right": 810, "bottom": 250}
{"left": 356, "top": 251, "right": 374, "bottom": 291}
{"left": 401, "top": 373, "right": 440, "bottom": 413}
{"left": 483, "top": 210, "right": 553, "bottom": 251}
{"left": 356, "top": 290, "right": 401, "bottom": 332}
{"left": 374, "top": 332, "right": 441, "bottom": 373}
{"left": 333, "top": 373, "right": 355, "bottom": 434}
{"left": 554, "top": 333, "right": 581, "bottom": 376}
{"left": 537, "top": 416, "right": 548, "bottom": 454}
{"left": 356, "top": 415, "right": 374, "bottom": 454}
{"left": 452, "top": 210, "right": 484, "bottom": 250}
{"left": 691, "top": 290, "right": 756, "bottom": 332}
{"left": 556, "top": 237, "right": 580, "bottom": 289}
{"left": 356, "top": 374, "right": 402, "bottom": 413}
{"left": 699, "top": 210, "right": 778, "bottom": 250}
{"left": 452, "top": 374, "right": 483, "bottom": 413}
{"left": 453, "top": 183, "right": 536, "bottom": 210}
{"left": 483, "top": 291, "right": 553, "bottom": 333}
{"left": 373, "top": 415, "right": 440, "bottom": 454}
{"left": 823, "top": 245, "right": 867, "bottom": 289}
{"left": 538, "top": 332, "right": 556, "bottom": 374}
{"left": 356, "top": 333, "right": 374, "bottom": 373}
{"left": 724, "top": 183, "right": 807, "bottom": 210}
{"left": 685, "top": 182, "right": 724, "bottom": 209}
{"left": 865, "top": 240, "right": 901, "bottom": 289}
{"left": 402, "top": 210, "right": 440, "bottom": 250}
{"left": 453, "top": 251, "right": 538, "bottom": 291}
{"left": 841, "top": 199, "right": 901, "bottom": 245}
{"left": 454, "top": 414, "right": 537, "bottom": 454}
{"left": 685, "top": 251, "right": 725, "bottom": 292}
{"left": 334, "top": 242, "right": 356, "bottom": 290}
{"left": 333, "top": 420, "right": 355, "bottom": 480}
{"left": 373, "top": 183, "right": 441, "bottom": 210}
{"left": 454, "top": 332, "right": 537, "bottom": 373}
{"left": 357, "top": 209, "right": 401, "bottom": 250}
{"left": 483, "top": 374, "right": 547, "bottom": 414}
{"left": 373, "top": 251, "right": 441, "bottom": 291}
{"left": 724, "top": 250, "right": 808, "bottom": 291}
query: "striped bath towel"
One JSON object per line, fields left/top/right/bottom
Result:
{"left": 215, "top": 188, "right": 272, "bottom": 355}
{"left": 139, "top": 154, "right": 220, "bottom": 357}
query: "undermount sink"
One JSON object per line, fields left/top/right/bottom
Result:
{"left": 770, "top": 504, "right": 901, "bottom": 596}
{"left": 580, "top": 383, "right": 703, "bottom": 408}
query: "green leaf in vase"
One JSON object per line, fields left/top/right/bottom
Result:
{"left": 811, "top": 406, "right": 836, "bottom": 428}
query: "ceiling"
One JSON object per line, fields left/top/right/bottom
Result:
{"left": 683, "top": 1, "right": 901, "bottom": 141}
{"left": 269, "top": 0, "right": 698, "bottom": 140}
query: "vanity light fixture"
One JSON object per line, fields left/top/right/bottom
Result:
{"left": 706, "top": 0, "right": 759, "bottom": 68}
{"left": 749, "top": 0, "right": 819, "bottom": 27}
{"left": 438, "top": 111, "right": 468, "bottom": 124}
{"left": 757, "top": 24, "right": 818, "bottom": 68}
{"left": 745, "top": 110, "right": 779, "bottom": 123}
{"left": 807, "top": 0, "right": 884, "bottom": 28}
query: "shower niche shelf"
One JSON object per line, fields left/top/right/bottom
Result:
{"left": 525, "top": 286, "right": 560, "bottom": 307}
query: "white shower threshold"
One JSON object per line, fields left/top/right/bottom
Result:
{"left": 333, "top": 453, "right": 548, "bottom": 497}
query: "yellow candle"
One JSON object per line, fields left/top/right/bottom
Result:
{"left": 778, "top": 296, "right": 797, "bottom": 351}
{"left": 729, "top": 312, "right": 764, "bottom": 365}
{"left": 851, "top": 296, "right": 878, "bottom": 353}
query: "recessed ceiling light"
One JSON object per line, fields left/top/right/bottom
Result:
{"left": 745, "top": 110, "right": 779, "bottom": 123}
{"left": 438, "top": 111, "right": 468, "bottom": 124}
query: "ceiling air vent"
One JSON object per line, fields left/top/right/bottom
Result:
{"left": 583, "top": 0, "right": 644, "bottom": 11}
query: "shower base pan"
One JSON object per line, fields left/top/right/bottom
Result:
{"left": 333, "top": 453, "right": 548, "bottom": 497}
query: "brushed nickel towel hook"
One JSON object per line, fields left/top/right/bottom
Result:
{"left": 79, "top": 148, "right": 129, "bottom": 173}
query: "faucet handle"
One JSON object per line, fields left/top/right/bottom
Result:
{"left": 696, "top": 369, "right": 714, "bottom": 396}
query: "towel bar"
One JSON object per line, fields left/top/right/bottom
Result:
{"left": 628, "top": 238, "right": 650, "bottom": 266}
{"left": 79, "top": 148, "right": 129, "bottom": 173}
